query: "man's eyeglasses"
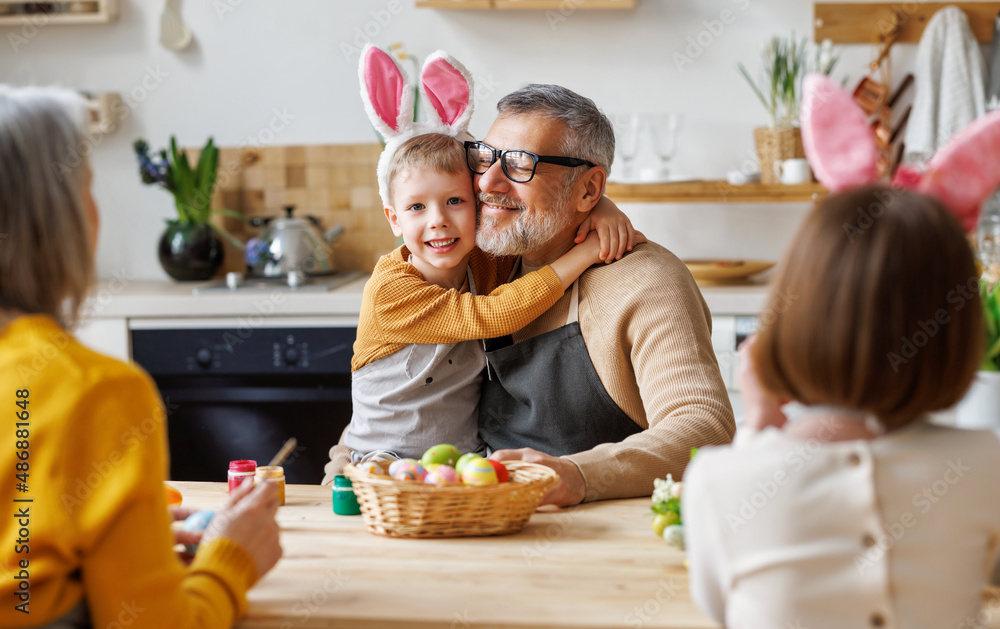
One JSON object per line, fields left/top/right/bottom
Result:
{"left": 464, "top": 141, "right": 596, "bottom": 183}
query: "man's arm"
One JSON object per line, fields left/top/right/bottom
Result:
{"left": 565, "top": 245, "right": 735, "bottom": 501}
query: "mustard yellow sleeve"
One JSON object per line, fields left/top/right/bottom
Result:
{"left": 370, "top": 256, "right": 565, "bottom": 344}
{"left": 67, "top": 369, "right": 257, "bottom": 629}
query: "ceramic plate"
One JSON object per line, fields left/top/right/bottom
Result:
{"left": 683, "top": 259, "right": 775, "bottom": 284}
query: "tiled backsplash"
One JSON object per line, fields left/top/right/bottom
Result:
{"left": 187, "top": 142, "right": 397, "bottom": 275}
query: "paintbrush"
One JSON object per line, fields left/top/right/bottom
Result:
{"left": 267, "top": 438, "right": 297, "bottom": 468}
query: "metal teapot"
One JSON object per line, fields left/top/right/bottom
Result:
{"left": 247, "top": 205, "right": 345, "bottom": 279}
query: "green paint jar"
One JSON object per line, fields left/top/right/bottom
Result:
{"left": 332, "top": 475, "right": 361, "bottom": 516}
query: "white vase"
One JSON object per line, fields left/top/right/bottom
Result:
{"left": 955, "top": 371, "right": 1000, "bottom": 429}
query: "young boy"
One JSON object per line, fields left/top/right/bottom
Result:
{"left": 325, "top": 133, "right": 638, "bottom": 477}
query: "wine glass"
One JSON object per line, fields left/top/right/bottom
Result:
{"left": 612, "top": 113, "right": 643, "bottom": 181}
{"left": 649, "top": 113, "right": 682, "bottom": 180}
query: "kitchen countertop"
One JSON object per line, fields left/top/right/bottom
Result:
{"left": 84, "top": 275, "right": 771, "bottom": 320}
{"left": 172, "top": 481, "right": 716, "bottom": 629}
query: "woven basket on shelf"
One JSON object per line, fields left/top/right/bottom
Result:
{"left": 343, "top": 461, "right": 559, "bottom": 538}
{"left": 754, "top": 126, "right": 806, "bottom": 184}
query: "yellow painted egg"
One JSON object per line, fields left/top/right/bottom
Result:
{"left": 461, "top": 458, "right": 498, "bottom": 486}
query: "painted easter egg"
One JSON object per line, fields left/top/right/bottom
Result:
{"left": 388, "top": 459, "right": 422, "bottom": 478}
{"left": 651, "top": 512, "right": 678, "bottom": 537}
{"left": 356, "top": 460, "right": 384, "bottom": 475}
{"left": 486, "top": 459, "right": 509, "bottom": 483}
{"left": 424, "top": 464, "right": 461, "bottom": 485}
{"left": 390, "top": 460, "right": 426, "bottom": 482}
{"left": 421, "top": 444, "right": 461, "bottom": 468}
{"left": 461, "top": 458, "right": 498, "bottom": 486}
{"left": 455, "top": 452, "right": 484, "bottom": 476}
{"left": 662, "top": 524, "right": 685, "bottom": 550}
{"left": 182, "top": 510, "right": 215, "bottom": 554}
{"left": 669, "top": 481, "right": 683, "bottom": 499}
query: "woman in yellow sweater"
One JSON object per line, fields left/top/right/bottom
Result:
{"left": 0, "top": 86, "right": 281, "bottom": 628}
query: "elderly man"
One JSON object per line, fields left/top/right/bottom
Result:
{"left": 469, "top": 84, "right": 735, "bottom": 506}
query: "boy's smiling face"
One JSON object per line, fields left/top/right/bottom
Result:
{"left": 385, "top": 167, "right": 478, "bottom": 288}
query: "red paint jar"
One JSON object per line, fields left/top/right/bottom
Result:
{"left": 228, "top": 460, "right": 257, "bottom": 494}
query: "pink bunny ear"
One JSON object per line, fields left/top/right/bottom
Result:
{"left": 909, "top": 109, "right": 1000, "bottom": 232}
{"left": 800, "top": 73, "right": 879, "bottom": 192}
{"left": 359, "top": 44, "right": 413, "bottom": 139}
{"left": 421, "top": 51, "right": 473, "bottom": 134}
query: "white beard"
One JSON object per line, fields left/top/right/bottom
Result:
{"left": 476, "top": 193, "right": 576, "bottom": 256}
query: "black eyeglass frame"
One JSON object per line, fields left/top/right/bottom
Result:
{"left": 464, "top": 141, "right": 597, "bottom": 183}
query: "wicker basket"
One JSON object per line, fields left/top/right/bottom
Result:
{"left": 754, "top": 126, "right": 806, "bottom": 184}
{"left": 343, "top": 461, "right": 560, "bottom": 538}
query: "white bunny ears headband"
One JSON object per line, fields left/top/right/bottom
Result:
{"left": 358, "top": 44, "right": 475, "bottom": 207}
{"left": 801, "top": 73, "right": 1000, "bottom": 232}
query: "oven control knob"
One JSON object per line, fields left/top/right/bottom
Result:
{"left": 283, "top": 347, "right": 299, "bottom": 365}
{"left": 195, "top": 347, "right": 213, "bottom": 368}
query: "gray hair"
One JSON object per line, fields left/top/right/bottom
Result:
{"left": 0, "top": 85, "right": 91, "bottom": 328}
{"left": 496, "top": 84, "right": 615, "bottom": 172}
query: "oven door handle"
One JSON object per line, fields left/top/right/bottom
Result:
{"left": 159, "top": 387, "right": 352, "bottom": 404}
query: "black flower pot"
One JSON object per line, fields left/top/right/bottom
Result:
{"left": 158, "top": 221, "right": 224, "bottom": 281}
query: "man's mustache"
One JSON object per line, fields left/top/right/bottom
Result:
{"left": 477, "top": 192, "right": 527, "bottom": 212}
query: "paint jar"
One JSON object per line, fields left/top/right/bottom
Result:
{"left": 228, "top": 460, "right": 256, "bottom": 494}
{"left": 332, "top": 475, "right": 361, "bottom": 515}
{"left": 254, "top": 466, "right": 286, "bottom": 505}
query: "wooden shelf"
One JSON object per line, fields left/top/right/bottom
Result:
{"left": 417, "top": 0, "right": 633, "bottom": 8}
{"left": 0, "top": 0, "right": 117, "bottom": 25}
{"left": 815, "top": 3, "right": 1000, "bottom": 44}
{"left": 415, "top": 0, "right": 491, "bottom": 7}
{"left": 605, "top": 180, "right": 828, "bottom": 204}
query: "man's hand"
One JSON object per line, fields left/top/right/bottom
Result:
{"left": 489, "top": 447, "right": 586, "bottom": 507}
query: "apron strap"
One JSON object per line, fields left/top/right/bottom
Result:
{"left": 467, "top": 266, "right": 477, "bottom": 296}
{"left": 566, "top": 281, "right": 580, "bottom": 325}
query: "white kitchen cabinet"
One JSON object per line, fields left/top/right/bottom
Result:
{"left": 74, "top": 317, "right": 130, "bottom": 362}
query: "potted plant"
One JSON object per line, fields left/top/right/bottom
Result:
{"left": 957, "top": 279, "right": 1000, "bottom": 426}
{"left": 134, "top": 137, "right": 243, "bottom": 281}
{"left": 738, "top": 36, "right": 838, "bottom": 184}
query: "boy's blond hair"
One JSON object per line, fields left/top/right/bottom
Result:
{"left": 385, "top": 133, "right": 467, "bottom": 206}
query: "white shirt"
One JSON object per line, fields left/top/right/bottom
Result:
{"left": 683, "top": 420, "right": 1000, "bottom": 629}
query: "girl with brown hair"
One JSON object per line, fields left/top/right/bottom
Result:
{"left": 684, "top": 74, "right": 1000, "bottom": 629}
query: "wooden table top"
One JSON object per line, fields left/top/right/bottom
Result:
{"left": 171, "top": 481, "right": 717, "bottom": 629}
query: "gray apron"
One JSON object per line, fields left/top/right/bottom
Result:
{"left": 345, "top": 267, "right": 487, "bottom": 460}
{"left": 479, "top": 279, "right": 641, "bottom": 455}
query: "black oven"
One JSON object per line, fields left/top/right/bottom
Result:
{"left": 131, "top": 324, "right": 355, "bottom": 485}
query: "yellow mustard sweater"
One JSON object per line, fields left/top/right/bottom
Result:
{"left": 0, "top": 315, "right": 257, "bottom": 628}
{"left": 350, "top": 245, "right": 563, "bottom": 371}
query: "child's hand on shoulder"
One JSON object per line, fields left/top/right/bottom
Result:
{"left": 575, "top": 195, "right": 646, "bottom": 263}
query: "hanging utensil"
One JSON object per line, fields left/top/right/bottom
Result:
{"left": 852, "top": 11, "right": 903, "bottom": 116}
{"left": 159, "top": 0, "right": 192, "bottom": 51}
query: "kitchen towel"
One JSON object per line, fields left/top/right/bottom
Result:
{"left": 904, "top": 6, "right": 987, "bottom": 165}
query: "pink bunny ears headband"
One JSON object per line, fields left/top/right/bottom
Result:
{"left": 358, "top": 44, "right": 475, "bottom": 207}
{"left": 801, "top": 73, "right": 1000, "bottom": 232}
